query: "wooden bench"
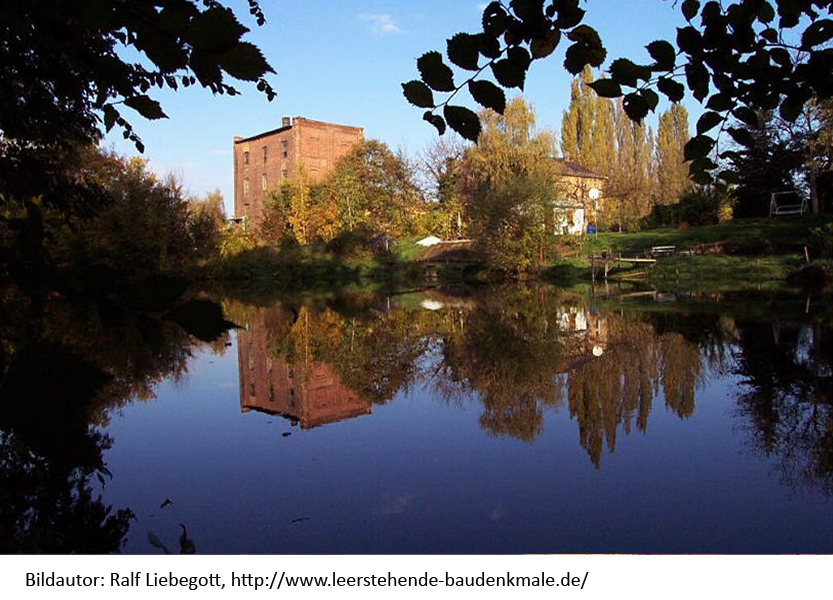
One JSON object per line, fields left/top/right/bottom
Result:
{"left": 649, "top": 245, "right": 676, "bottom": 257}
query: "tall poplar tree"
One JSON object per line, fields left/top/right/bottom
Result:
{"left": 655, "top": 104, "right": 691, "bottom": 205}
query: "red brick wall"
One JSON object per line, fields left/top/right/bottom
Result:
{"left": 233, "top": 118, "right": 363, "bottom": 226}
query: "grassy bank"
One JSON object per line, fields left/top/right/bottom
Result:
{"left": 546, "top": 215, "right": 832, "bottom": 292}
{"left": 196, "top": 216, "right": 832, "bottom": 295}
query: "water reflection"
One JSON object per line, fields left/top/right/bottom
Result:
{"left": 237, "top": 308, "right": 372, "bottom": 427}
{"left": 228, "top": 288, "right": 831, "bottom": 481}
{"left": 0, "top": 281, "right": 235, "bottom": 553}
{"left": 1, "top": 283, "right": 831, "bottom": 552}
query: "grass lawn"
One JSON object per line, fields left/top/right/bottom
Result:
{"left": 580, "top": 214, "right": 831, "bottom": 256}
{"left": 547, "top": 215, "right": 832, "bottom": 291}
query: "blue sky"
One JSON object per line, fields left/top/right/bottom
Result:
{"left": 104, "top": 0, "right": 693, "bottom": 213}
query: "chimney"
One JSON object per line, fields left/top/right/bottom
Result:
{"left": 282, "top": 116, "right": 291, "bottom": 128}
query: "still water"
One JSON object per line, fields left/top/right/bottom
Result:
{"left": 2, "top": 286, "right": 831, "bottom": 553}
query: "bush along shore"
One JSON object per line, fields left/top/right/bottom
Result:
{"left": 195, "top": 216, "right": 833, "bottom": 296}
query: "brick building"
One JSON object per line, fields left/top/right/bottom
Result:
{"left": 233, "top": 117, "right": 364, "bottom": 226}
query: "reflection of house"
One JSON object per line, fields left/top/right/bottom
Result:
{"left": 552, "top": 160, "right": 606, "bottom": 235}
{"left": 237, "top": 317, "right": 371, "bottom": 429}
{"left": 233, "top": 117, "right": 364, "bottom": 227}
{"left": 556, "top": 306, "right": 610, "bottom": 358}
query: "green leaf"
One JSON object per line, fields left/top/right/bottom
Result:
{"left": 476, "top": 33, "right": 501, "bottom": 58}
{"left": 124, "top": 95, "right": 167, "bottom": 120}
{"left": 530, "top": 29, "right": 560, "bottom": 59}
{"left": 761, "top": 28, "right": 778, "bottom": 43}
{"left": 554, "top": 0, "right": 585, "bottom": 29}
{"left": 564, "top": 25, "right": 606, "bottom": 70}
{"left": 507, "top": 46, "right": 531, "bottom": 71}
{"left": 779, "top": 97, "right": 803, "bottom": 122}
{"left": 676, "top": 26, "right": 703, "bottom": 55}
{"left": 642, "top": 88, "right": 659, "bottom": 111}
{"left": 186, "top": 6, "right": 248, "bottom": 53}
{"left": 402, "top": 81, "right": 434, "bottom": 108}
{"left": 418, "top": 51, "right": 456, "bottom": 92}
{"left": 423, "top": 111, "right": 446, "bottom": 135}
{"left": 219, "top": 42, "right": 273, "bottom": 81}
{"left": 657, "top": 77, "right": 685, "bottom": 102}
{"left": 706, "top": 93, "right": 734, "bottom": 112}
{"left": 447, "top": 33, "right": 480, "bottom": 70}
{"left": 696, "top": 110, "right": 722, "bottom": 135}
{"left": 482, "top": 2, "right": 508, "bottom": 36}
{"left": 731, "top": 107, "right": 759, "bottom": 128}
{"left": 564, "top": 43, "right": 589, "bottom": 74}
{"left": 685, "top": 61, "right": 709, "bottom": 101}
{"left": 511, "top": 0, "right": 542, "bottom": 22}
{"left": 622, "top": 92, "right": 649, "bottom": 121}
{"left": 469, "top": 80, "right": 507, "bottom": 113}
{"left": 492, "top": 59, "right": 527, "bottom": 89}
{"left": 801, "top": 19, "right": 833, "bottom": 49}
{"left": 610, "top": 58, "right": 651, "bottom": 87}
{"left": 588, "top": 78, "right": 622, "bottom": 98}
{"left": 681, "top": 0, "right": 700, "bottom": 20}
{"left": 646, "top": 40, "right": 676, "bottom": 70}
{"left": 757, "top": 3, "right": 775, "bottom": 24}
{"left": 684, "top": 134, "right": 715, "bottom": 161}
{"left": 444, "top": 105, "right": 481, "bottom": 142}
{"left": 103, "top": 105, "right": 118, "bottom": 133}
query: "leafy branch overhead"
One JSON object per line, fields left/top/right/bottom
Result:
{"left": 403, "top": 0, "right": 833, "bottom": 185}
{"left": 0, "top": 0, "right": 276, "bottom": 153}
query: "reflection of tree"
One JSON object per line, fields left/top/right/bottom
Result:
{"left": 436, "top": 287, "right": 565, "bottom": 442}
{"left": 0, "top": 283, "right": 232, "bottom": 552}
{"left": 566, "top": 319, "right": 661, "bottom": 466}
{"left": 0, "top": 432, "right": 132, "bottom": 553}
{"left": 733, "top": 320, "right": 833, "bottom": 495}
{"left": 219, "top": 289, "right": 833, "bottom": 494}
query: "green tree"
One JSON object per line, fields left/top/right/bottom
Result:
{"left": 561, "top": 67, "right": 616, "bottom": 177}
{"left": 0, "top": 0, "right": 274, "bottom": 155}
{"left": 728, "top": 110, "right": 803, "bottom": 217}
{"left": 328, "top": 140, "right": 422, "bottom": 238}
{"left": 655, "top": 104, "right": 692, "bottom": 205}
{"left": 607, "top": 99, "right": 656, "bottom": 229}
{"left": 188, "top": 189, "right": 226, "bottom": 259}
{"left": 1, "top": 0, "right": 276, "bottom": 284}
{"left": 460, "top": 97, "right": 559, "bottom": 272}
{"left": 418, "top": 136, "right": 468, "bottom": 238}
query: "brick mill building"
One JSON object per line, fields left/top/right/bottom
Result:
{"left": 233, "top": 117, "right": 364, "bottom": 226}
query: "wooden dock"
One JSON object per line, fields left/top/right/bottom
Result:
{"left": 589, "top": 254, "right": 656, "bottom": 281}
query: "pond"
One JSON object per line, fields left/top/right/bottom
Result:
{"left": 1, "top": 285, "right": 831, "bottom": 553}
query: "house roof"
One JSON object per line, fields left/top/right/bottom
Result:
{"left": 552, "top": 159, "right": 606, "bottom": 180}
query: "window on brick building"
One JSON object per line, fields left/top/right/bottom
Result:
{"left": 261, "top": 174, "right": 267, "bottom": 190}
{"left": 262, "top": 146, "right": 268, "bottom": 162}
{"left": 281, "top": 140, "right": 288, "bottom": 158}
{"left": 243, "top": 151, "right": 249, "bottom": 165}
{"left": 281, "top": 169, "right": 288, "bottom": 180}
{"left": 243, "top": 178, "right": 249, "bottom": 196}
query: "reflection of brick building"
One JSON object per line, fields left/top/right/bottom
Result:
{"left": 237, "top": 314, "right": 371, "bottom": 428}
{"left": 232, "top": 117, "right": 364, "bottom": 226}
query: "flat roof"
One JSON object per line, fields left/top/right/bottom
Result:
{"left": 234, "top": 117, "right": 363, "bottom": 144}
